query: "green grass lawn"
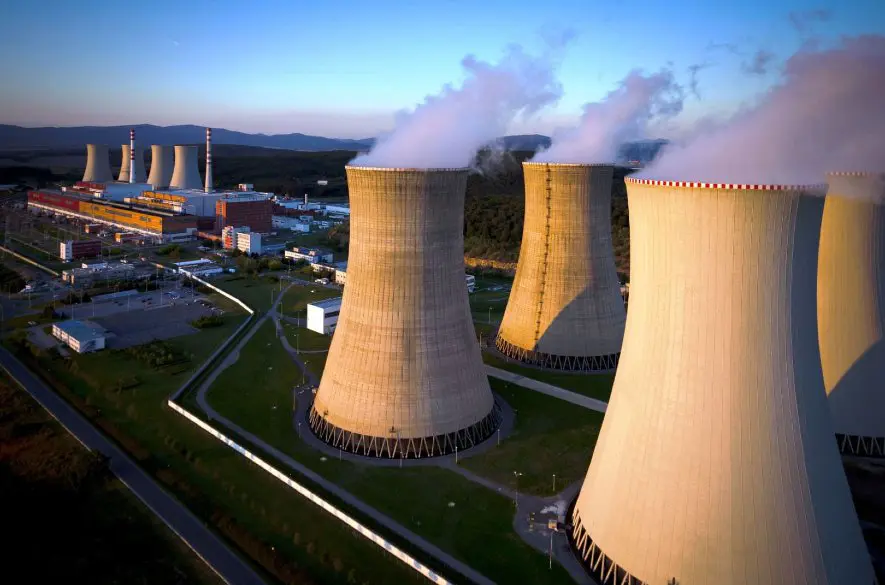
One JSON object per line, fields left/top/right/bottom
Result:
{"left": 279, "top": 320, "right": 331, "bottom": 353}
{"left": 462, "top": 378, "right": 603, "bottom": 496}
{"left": 212, "top": 275, "right": 285, "bottom": 312}
{"left": 483, "top": 351, "right": 616, "bottom": 402}
{"left": 12, "top": 317, "right": 422, "bottom": 585}
{"left": 280, "top": 284, "right": 341, "bottom": 319}
{"left": 205, "top": 320, "right": 576, "bottom": 585}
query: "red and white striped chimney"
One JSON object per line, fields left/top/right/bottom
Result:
{"left": 129, "top": 128, "right": 136, "bottom": 184}
{"left": 205, "top": 127, "right": 213, "bottom": 193}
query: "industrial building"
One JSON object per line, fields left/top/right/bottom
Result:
{"left": 465, "top": 274, "right": 476, "bottom": 293}
{"left": 236, "top": 230, "right": 262, "bottom": 255}
{"left": 147, "top": 145, "right": 174, "bottom": 188}
{"left": 216, "top": 194, "right": 273, "bottom": 233}
{"left": 52, "top": 320, "right": 106, "bottom": 353}
{"left": 309, "top": 167, "right": 499, "bottom": 459}
{"left": 170, "top": 145, "right": 202, "bottom": 190}
{"left": 221, "top": 225, "right": 251, "bottom": 249}
{"left": 285, "top": 247, "right": 333, "bottom": 264}
{"left": 818, "top": 172, "right": 885, "bottom": 457}
{"left": 83, "top": 144, "right": 112, "bottom": 182}
{"left": 571, "top": 179, "right": 874, "bottom": 585}
{"left": 58, "top": 239, "right": 101, "bottom": 261}
{"left": 334, "top": 264, "right": 346, "bottom": 285}
{"left": 306, "top": 297, "right": 342, "bottom": 334}
{"left": 175, "top": 259, "right": 224, "bottom": 278}
{"left": 497, "top": 163, "right": 625, "bottom": 371}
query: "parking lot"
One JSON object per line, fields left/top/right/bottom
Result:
{"left": 94, "top": 301, "right": 217, "bottom": 349}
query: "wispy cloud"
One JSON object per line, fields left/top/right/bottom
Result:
{"left": 788, "top": 9, "right": 831, "bottom": 33}
{"left": 742, "top": 49, "right": 774, "bottom": 75}
{"left": 687, "top": 63, "right": 711, "bottom": 99}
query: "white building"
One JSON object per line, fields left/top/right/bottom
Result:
{"left": 236, "top": 231, "right": 262, "bottom": 255}
{"left": 179, "top": 263, "right": 224, "bottom": 278}
{"left": 335, "top": 263, "right": 347, "bottom": 285}
{"left": 222, "top": 225, "right": 251, "bottom": 250}
{"left": 52, "top": 320, "right": 106, "bottom": 353}
{"left": 466, "top": 274, "right": 476, "bottom": 293}
{"left": 285, "top": 247, "right": 333, "bottom": 264}
{"left": 272, "top": 215, "right": 311, "bottom": 232}
{"left": 324, "top": 204, "right": 350, "bottom": 216}
{"left": 307, "top": 297, "right": 342, "bottom": 335}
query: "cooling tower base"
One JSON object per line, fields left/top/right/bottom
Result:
{"left": 571, "top": 511, "right": 645, "bottom": 585}
{"left": 307, "top": 401, "right": 503, "bottom": 459}
{"left": 837, "top": 433, "right": 885, "bottom": 458}
{"left": 495, "top": 336, "right": 620, "bottom": 372}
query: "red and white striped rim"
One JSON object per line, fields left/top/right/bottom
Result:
{"left": 345, "top": 166, "right": 469, "bottom": 172}
{"left": 626, "top": 178, "right": 825, "bottom": 191}
{"left": 827, "top": 171, "right": 884, "bottom": 177}
{"left": 523, "top": 162, "right": 615, "bottom": 168}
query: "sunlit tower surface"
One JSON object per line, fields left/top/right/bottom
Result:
{"left": 496, "top": 163, "right": 625, "bottom": 371}
{"left": 571, "top": 178, "right": 875, "bottom": 585}
{"left": 118, "top": 130, "right": 146, "bottom": 183}
{"left": 818, "top": 171, "right": 885, "bottom": 457}
{"left": 82, "top": 144, "right": 112, "bottom": 182}
{"left": 147, "top": 145, "right": 174, "bottom": 189}
{"left": 169, "top": 145, "right": 202, "bottom": 190}
{"left": 309, "top": 166, "right": 500, "bottom": 458}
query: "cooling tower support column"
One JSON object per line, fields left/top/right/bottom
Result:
{"left": 170, "top": 145, "right": 202, "bottom": 190}
{"left": 308, "top": 167, "right": 500, "bottom": 459}
{"left": 147, "top": 145, "right": 174, "bottom": 189}
{"left": 571, "top": 179, "right": 875, "bottom": 585}
{"left": 83, "top": 144, "right": 113, "bottom": 182}
{"left": 819, "top": 172, "right": 885, "bottom": 458}
{"left": 496, "top": 163, "right": 626, "bottom": 372}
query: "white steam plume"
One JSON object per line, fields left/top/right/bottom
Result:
{"left": 351, "top": 43, "right": 564, "bottom": 169}
{"left": 532, "top": 69, "right": 684, "bottom": 164}
{"left": 644, "top": 35, "right": 885, "bottom": 184}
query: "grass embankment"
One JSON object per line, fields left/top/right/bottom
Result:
{"left": 468, "top": 276, "right": 511, "bottom": 326}
{"left": 0, "top": 377, "right": 221, "bottom": 585}
{"left": 5, "top": 312, "right": 422, "bottom": 585}
{"left": 206, "top": 320, "right": 580, "bottom": 585}
{"left": 213, "top": 275, "right": 287, "bottom": 313}
{"left": 482, "top": 352, "right": 615, "bottom": 402}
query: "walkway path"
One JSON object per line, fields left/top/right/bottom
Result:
{"left": 0, "top": 346, "right": 267, "bottom": 585}
{"left": 485, "top": 366, "right": 608, "bottom": 413}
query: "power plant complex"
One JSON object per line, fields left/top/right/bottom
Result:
{"left": 818, "top": 172, "right": 885, "bottom": 458}
{"left": 571, "top": 179, "right": 875, "bottom": 584}
{"left": 308, "top": 166, "right": 500, "bottom": 458}
{"left": 496, "top": 162, "right": 626, "bottom": 371}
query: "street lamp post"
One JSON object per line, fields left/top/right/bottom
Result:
{"left": 552, "top": 473, "right": 556, "bottom": 493}
{"left": 488, "top": 306, "right": 491, "bottom": 324}
{"left": 513, "top": 471, "right": 523, "bottom": 509}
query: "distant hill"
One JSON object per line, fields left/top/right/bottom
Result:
{"left": 0, "top": 124, "right": 375, "bottom": 152}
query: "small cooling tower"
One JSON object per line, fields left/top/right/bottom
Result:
{"left": 169, "top": 145, "right": 202, "bottom": 190}
{"left": 819, "top": 171, "right": 885, "bottom": 457}
{"left": 118, "top": 145, "right": 146, "bottom": 182}
{"left": 571, "top": 179, "right": 874, "bottom": 585}
{"left": 147, "top": 145, "right": 174, "bottom": 188}
{"left": 496, "top": 163, "right": 626, "bottom": 371}
{"left": 82, "top": 144, "right": 113, "bottom": 182}
{"left": 309, "top": 166, "right": 500, "bottom": 458}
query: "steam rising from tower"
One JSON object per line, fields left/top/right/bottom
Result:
{"left": 82, "top": 144, "right": 113, "bottom": 182}
{"left": 309, "top": 167, "right": 500, "bottom": 458}
{"left": 571, "top": 178, "right": 874, "bottom": 584}
{"left": 170, "top": 145, "right": 202, "bottom": 190}
{"left": 496, "top": 163, "right": 625, "bottom": 370}
{"left": 147, "top": 145, "right": 174, "bottom": 189}
{"left": 205, "top": 128, "right": 213, "bottom": 193}
{"left": 818, "top": 171, "right": 885, "bottom": 457}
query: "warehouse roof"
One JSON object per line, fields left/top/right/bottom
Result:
{"left": 309, "top": 297, "right": 342, "bottom": 310}
{"left": 54, "top": 320, "right": 105, "bottom": 341}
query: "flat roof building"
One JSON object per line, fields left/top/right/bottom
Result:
{"left": 306, "top": 297, "right": 342, "bottom": 335}
{"left": 52, "top": 320, "right": 106, "bottom": 353}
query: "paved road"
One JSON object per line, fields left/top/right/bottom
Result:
{"left": 0, "top": 346, "right": 267, "bottom": 585}
{"left": 485, "top": 366, "right": 608, "bottom": 413}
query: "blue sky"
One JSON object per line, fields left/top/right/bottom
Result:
{"left": 1, "top": 0, "right": 883, "bottom": 138}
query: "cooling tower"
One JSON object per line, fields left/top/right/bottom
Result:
{"left": 82, "top": 144, "right": 113, "bottom": 182}
{"left": 818, "top": 172, "right": 885, "bottom": 458}
{"left": 118, "top": 145, "right": 146, "bottom": 183}
{"left": 571, "top": 179, "right": 875, "bottom": 585}
{"left": 147, "top": 145, "right": 174, "bottom": 188}
{"left": 308, "top": 167, "right": 500, "bottom": 458}
{"left": 169, "top": 145, "right": 202, "bottom": 190}
{"left": 496, "top": 163, "right": 626, "bottom": 371}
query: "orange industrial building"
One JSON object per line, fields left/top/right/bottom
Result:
{"left": 216, "top": 195, "right": 273, "bottom": 233}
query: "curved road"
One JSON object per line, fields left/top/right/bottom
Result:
{"left": 0, "top": 346, "right": 267, "bottom": 585}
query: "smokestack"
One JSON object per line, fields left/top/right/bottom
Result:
{"left": 308, "top": 167, "right": 500, "bottom": 458}
{"left": 169, "top": 145, "right": 202, "bottom": 190}
{"left": 147, "top": 145, "right": 174, "bottom": 189}
{"left": 129, "top": 129, "right": 136, "bottom": 184}
{"left": 818, "top": 171, "right": 885, "bottom": 457}
{"left": 205, "top": 127, "right": 213, "bottom": 193}
{"left": 496, "top": 163, "right": 626, "bottom": 371}
{"left": 571, "top": 178, "right": 874, "bottom": 584}
{"left": 304, "top": 193, "right": 309, "bottom": 206}
{"left": 82, "top": 144, "right": 113, "bottom": 182}
{"left": 117, "top": 143, "right": 145, "bottom": 183}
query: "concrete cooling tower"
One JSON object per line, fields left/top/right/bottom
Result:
{"left": 818, "top": 171, "right": 885, "bottom": 458}
{"left": 571, "top": 179, "right": 875, "bottom": 585}
{"left": 147, "top": 145, "right": 174, "bottom": 189}
{"left": 118, "top": 145, "right": 146, "bottom": 183}
{"left": 169, "top": 145, "right": 202, "bottom": 190}
{"left": 308, "top": 167, "right": 500, "bottom": 458}
{"left": 82, "top": 144, "right": 112, "bottom": 182}
{"left": 496, "top": 163, "right": 626, "bottom": 371}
